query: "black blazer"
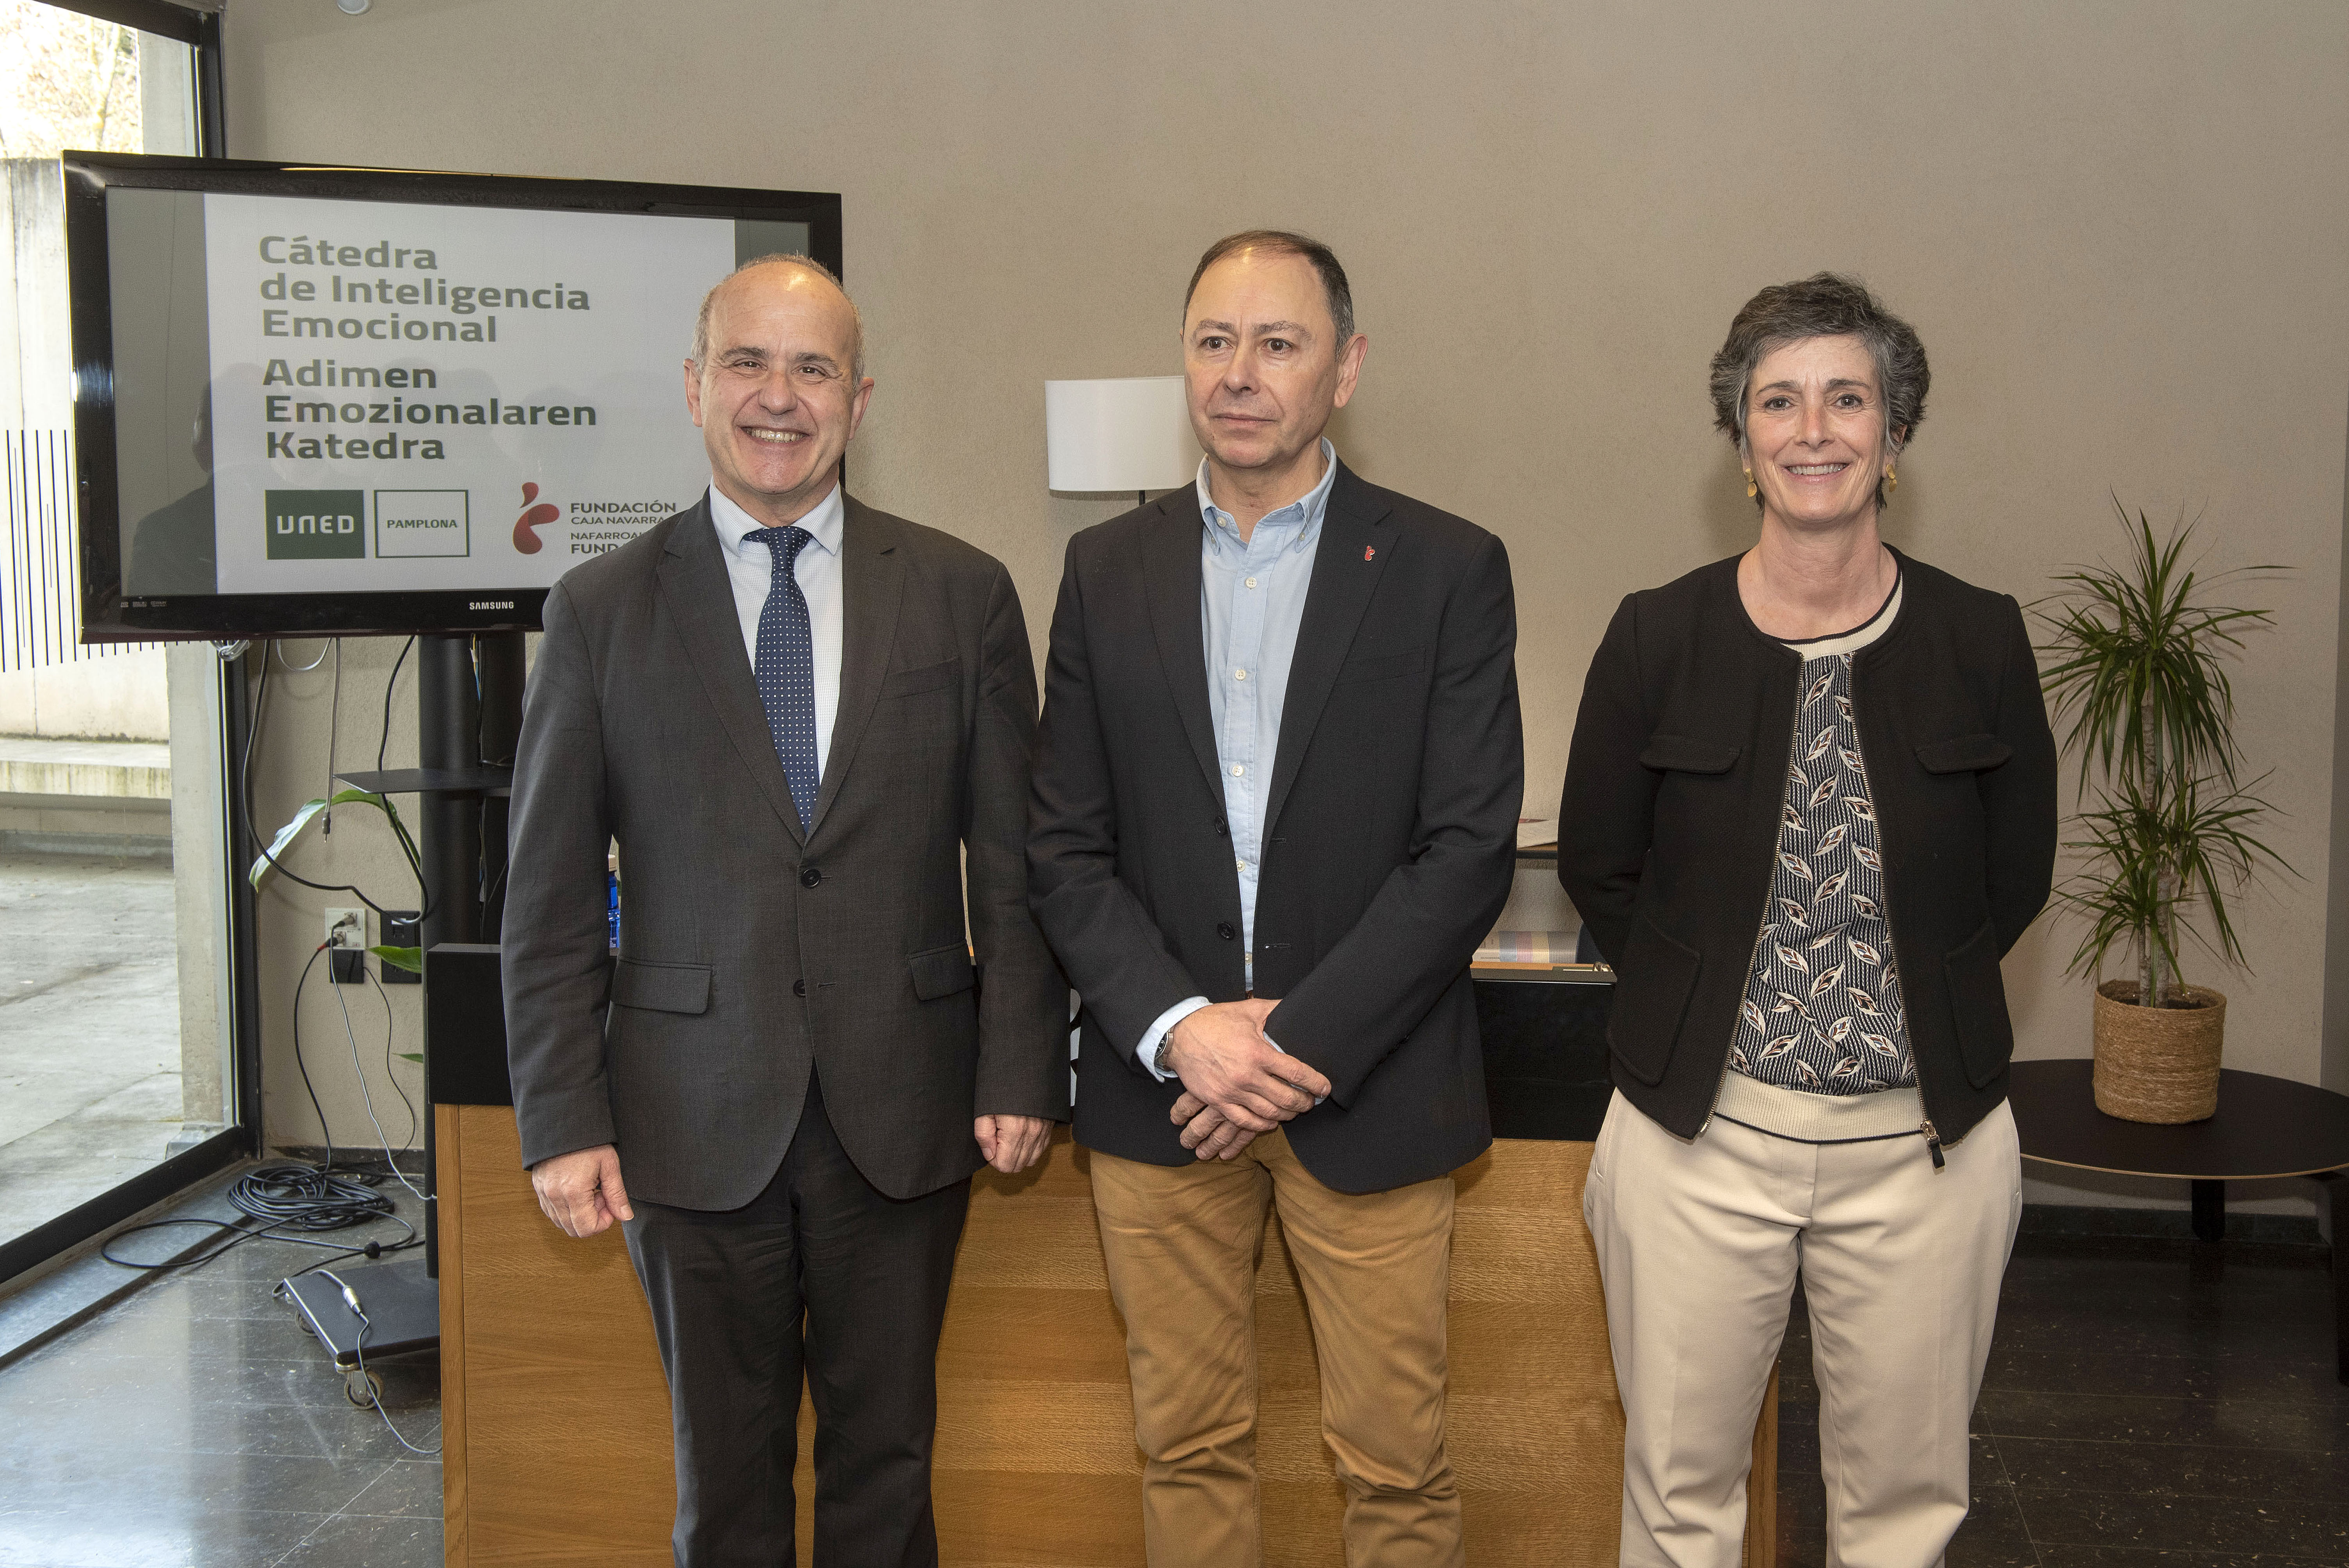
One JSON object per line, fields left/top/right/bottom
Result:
{"left": 503, "top": 492, "right": 1068, "bottom": 1209}
{"left": 1028, "top": 463, "right": 1524, "bottom": 1194}
{"left": 1557, "top": 549, "right": 2057, "bottom": 1146}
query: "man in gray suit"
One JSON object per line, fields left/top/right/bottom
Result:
{"left": 503, "top": 254, "right": 1066, "bottom": 1567}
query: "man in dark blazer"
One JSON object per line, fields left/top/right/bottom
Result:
{"left": 1028, "top": 232, "right": 1523, "bottom": 1568}
{"left": 504, "top": 255, "right": 1065, "bottom": 1568}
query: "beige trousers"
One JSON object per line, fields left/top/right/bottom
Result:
{"left": 1584, "top": 1091, "right": 2021, "bottom": 1568}
{"left": 1089, "top": 1128, "right": 1464, "bottom": 1568}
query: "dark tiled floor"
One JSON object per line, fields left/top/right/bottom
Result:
{"left": 1, "top": 1197, "right": 2336, "bottom": 1566}
{"left": 0, "top": 1192, "right": 440, "bottom": 1568}
{"left": 1777, "top": 1232, "right": 2348, "bottom": 1568}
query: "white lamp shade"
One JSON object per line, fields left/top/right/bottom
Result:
{"left": 1044, "top": 376, "right": 1200, "bottom": 492}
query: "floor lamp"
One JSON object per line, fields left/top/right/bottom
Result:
{"left": 1044, "top": 375, "right": 1201, "bottom": 505}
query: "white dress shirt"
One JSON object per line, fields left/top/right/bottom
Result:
{"left": 1139, "top": 440, "right": 1338, "bottom": 1081}
{"left": 709, "top": 479, "right": 845, "bottom": 782}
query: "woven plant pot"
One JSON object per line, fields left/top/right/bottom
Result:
{"left": 2091, "top": 980, "right": 2226, "bottom": 1123}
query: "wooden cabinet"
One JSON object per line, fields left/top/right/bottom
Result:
{"left": 436, "top": 1108, "right": 1775, "bottom": 1567}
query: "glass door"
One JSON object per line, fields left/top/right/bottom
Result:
{"left": 0, "top": 0, "right": 242, "bottom": 1284}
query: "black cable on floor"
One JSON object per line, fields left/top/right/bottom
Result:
{"left": 103, "top": 948, "right": 421, "bottom": 1278}
{"left": 99, "top": 1165, "right": 419, "bottom": 1276}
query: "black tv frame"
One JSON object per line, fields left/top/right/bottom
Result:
{"left": 64, "top": 152, "right": 842, "bottom": 641}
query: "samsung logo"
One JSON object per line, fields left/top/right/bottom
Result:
{"left": 469, "top": 600, "right": 515, "bottom": 611}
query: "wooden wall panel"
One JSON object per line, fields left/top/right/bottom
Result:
{"left": 442, "top": 1112, "right": 1775, "bottom": 1566}
{"left": 443, "top": 1105, "right": 677, "bottom": 1566}
{"left": 437, "top": 1106, "right": 469, "bottom": 1568}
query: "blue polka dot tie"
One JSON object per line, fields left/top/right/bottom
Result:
{"left": 747, "top": 525, "right": 818, "bottom": 832}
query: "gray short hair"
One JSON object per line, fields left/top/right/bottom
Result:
{"left": 1707, "top": 273, "right": 1928, "bottom": 508}
{"left": 690, "top": 253, "right": 864, "bottom": 383}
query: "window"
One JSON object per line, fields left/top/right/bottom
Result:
{"left": 0, "top": 0, "right": 241, "bottom": 1283}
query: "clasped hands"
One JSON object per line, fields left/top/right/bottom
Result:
{"left": 1162, "top": 998, "right": 1331, "bottom": 1161}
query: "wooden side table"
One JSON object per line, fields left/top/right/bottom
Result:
{"left": 2005, "top": 1060, "right": 2349, "bottom": 1383}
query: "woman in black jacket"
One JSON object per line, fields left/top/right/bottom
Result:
{"left": 1559, "top": 273, "right": 2056, "bottom": 1567}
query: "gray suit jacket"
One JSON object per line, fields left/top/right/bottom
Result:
{"left": 503, "top": 489, "right": 1068, "bottom": 1208}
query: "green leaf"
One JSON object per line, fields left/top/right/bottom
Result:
{"left": 2032, "top": 500, "right": 2282, "bottom": 802}
{"left": 249, "top": 796, "right": 331, "bottom": 886}
{"left": 395, "top": 1052, "right": 424, "bottom": 1064}
{"left": 2033, "top": 501, "right": 2293, "bottom": 991}
{"left": 370, "top": 944, "right": 423, "bottom": 973}
{"left": 247, "top": 789, "right": 412, "bottom": 890}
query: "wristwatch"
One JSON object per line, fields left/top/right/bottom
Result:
{"left": 1153, "top": 1031, "right": 1176, "bottom": 1076}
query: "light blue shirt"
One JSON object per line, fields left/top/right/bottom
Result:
{"left": 709, "top": 479, "right": 845, "bottom": 781}
{"left": 1140, "top": 439, "right": 1337, "bottom": 1079}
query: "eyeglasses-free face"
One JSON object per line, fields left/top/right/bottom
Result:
{"left": 686, "top": 264, "right": 872, "bottom": 526}
{"left": 1743, "top": 333, "right": 1898, "bottom": 533}
{"left": 1182, "top": 248, "right": 1364, "bottom": 495}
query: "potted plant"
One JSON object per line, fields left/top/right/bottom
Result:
{"left": 2035, "top": 504, "right": 2288, "bottom": 1123}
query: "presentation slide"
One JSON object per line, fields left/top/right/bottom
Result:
{"left": 187, "top": 193, "right": 738, "bottom": 595}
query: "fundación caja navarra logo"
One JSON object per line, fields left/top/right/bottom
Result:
{"left": 265, "top": 489, "right": 365, "bottom": 559}
{"left": 512, "top": 482, "right": 560, "bottom": 554}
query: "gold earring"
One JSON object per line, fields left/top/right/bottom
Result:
{"left": 1886, "top": 467, "right": 1898, "bottom": 493}
{"left": 1744, "top": 469, "right": 1757, "bottom": 499}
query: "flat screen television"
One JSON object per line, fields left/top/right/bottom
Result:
{"left": 64, "top": 152, "right": 841, "bottom": 640}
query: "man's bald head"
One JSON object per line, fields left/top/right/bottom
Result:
{"left": 691, "top": 254, "right": 864, "bottom": 382}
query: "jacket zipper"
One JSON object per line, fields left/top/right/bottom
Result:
{"left": 1851, "top": 649, "right": 1954, "bottom": 1169}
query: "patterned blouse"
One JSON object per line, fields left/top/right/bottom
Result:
{"left": 1730, "top": 616, "right": 1918, "bottom": 1096}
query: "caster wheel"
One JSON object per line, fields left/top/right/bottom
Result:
{"left": 344, "top": 1368, "right": 383, "bottom": 1407}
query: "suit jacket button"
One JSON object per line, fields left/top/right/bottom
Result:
{"left": 1214, "top": 819, "right": 1228, "bottom": 836}
{"left": 799, "top": 866, "right": 822, "bottom": 888}
{"left": 793, "top": 978, "right": 807, "bottom": 997}
{"left": 1217, "top": 922, "right": 1236, "bottom": 940}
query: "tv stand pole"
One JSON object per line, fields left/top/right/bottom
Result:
{"left": 417, "top": 635, "right": 482, "bottom": 955}
{"left": 475, "top": 634, "right": 525, "bottom": 936}
{"left": 342, "top": 630, "right": 526, "bottom": 1277}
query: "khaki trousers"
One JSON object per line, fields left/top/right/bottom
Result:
{"left": 1089, "top": 1128, "right": 1464, "bottom": 1568}
{"left": 1584, "top": 1090, "right": 2021, "bottom": 1568}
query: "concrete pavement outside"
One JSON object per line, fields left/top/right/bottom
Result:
{"left": 0, "top": 848, "right": 184, "bottom": 1252}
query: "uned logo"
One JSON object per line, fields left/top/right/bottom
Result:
{"left": 513, "top": 482, "right": 560, "bottom": 554}
{"left": 265, "top": 490, "right": 365, "bottom": 560}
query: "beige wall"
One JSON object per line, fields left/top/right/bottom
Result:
{"left": 237, "top": 634, "right": 431, "bottom": 1158}
{"left": 223, "top": 2, "right": 2349, "bottom": 1203}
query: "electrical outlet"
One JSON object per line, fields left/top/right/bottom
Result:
{"left": 381, "top": 910, "right": 421, "bottom": 985}
{"left": 324, "top": 907, "right": 367, "bottom": 985}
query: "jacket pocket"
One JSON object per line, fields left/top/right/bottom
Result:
{"left": 1336, "top": 645, "right": 1427, "bottom": 684}
{"left": 1638, "top": 735, "right": 1740, "bottom": 774}
{"left": 1916, "top": 734, "right": 2012, "bottom": 774}
{"left": 1941, "top": 917, "right": 2013, "bottom": 1088}
{"left": 610, "top": 959, "right": 713, "bottom": 1015}
{"left": 909, "top": 942, "right": 976, "bottom": 1001}
{"left": 1606, "top": 914, "right": 1703, "bottom": 1085}
{"left": 882, "top": 657, "right": 962, "bottom": 699}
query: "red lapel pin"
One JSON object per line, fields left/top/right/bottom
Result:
{"left": 1364, "top": 545, "right": 1376, "bottom": 561}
